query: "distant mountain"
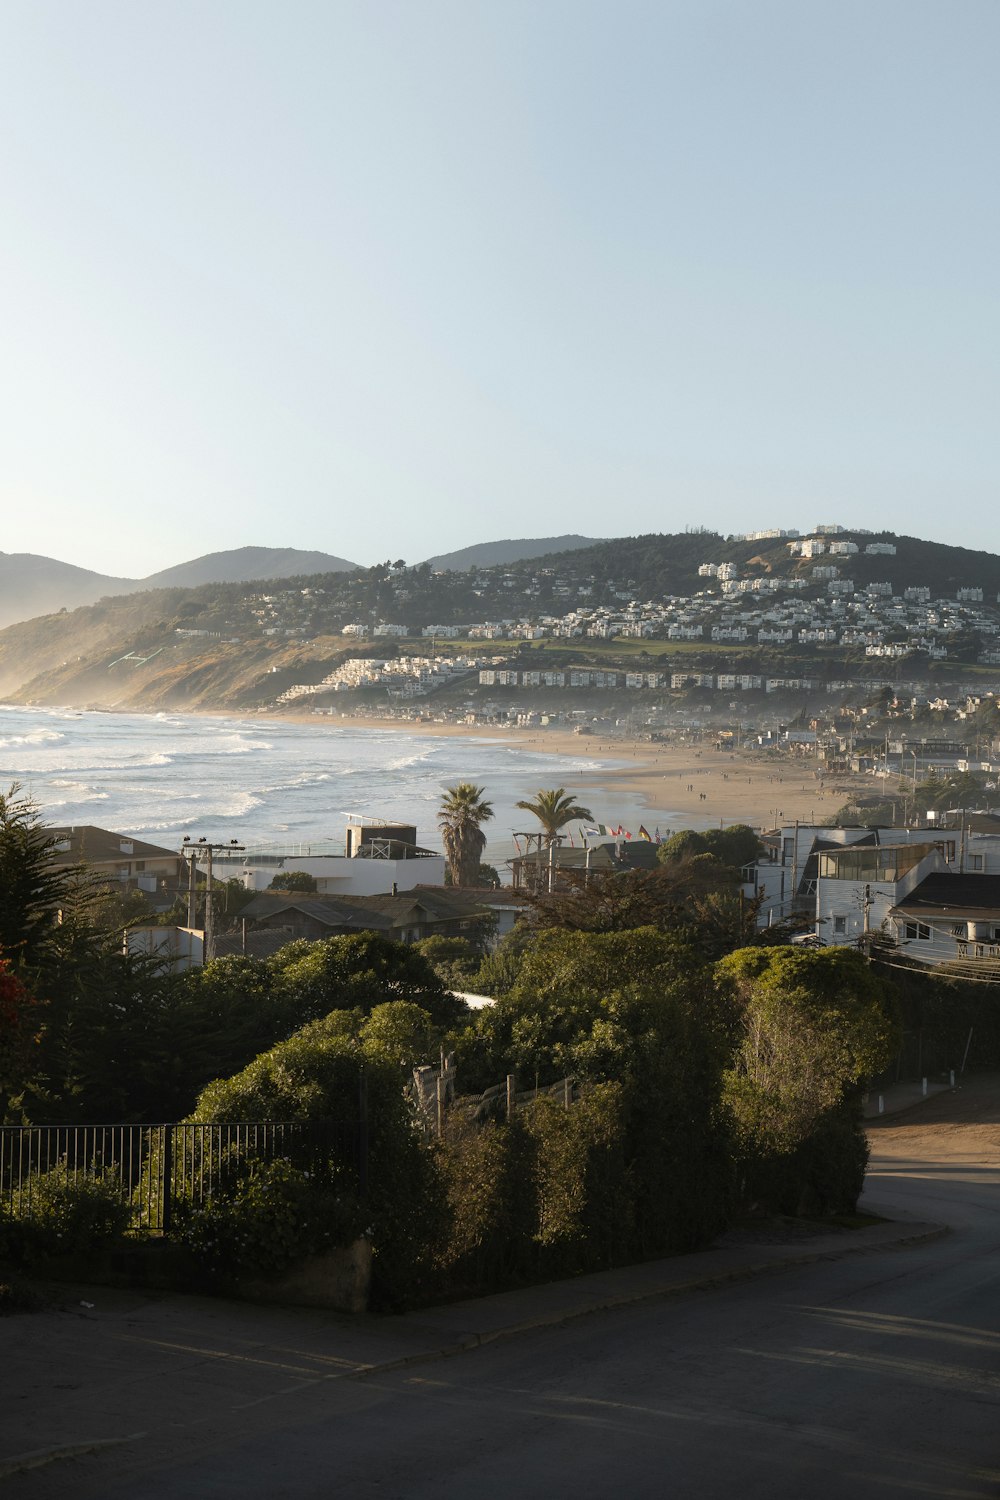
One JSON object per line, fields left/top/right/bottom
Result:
{"left": 4, "top": 525, "right": 1000, "bottom": 713}
{"left": 0, "top": 553, "right": 134, "bottom": 631}
{"left": 422, "top": 535, "right": 604, "bottom": 570}
{"left": 144, "top": 547, "right": 357, "bottom": 589}
{"left": 0, "top": 546, "right": 359, "bottom": 630}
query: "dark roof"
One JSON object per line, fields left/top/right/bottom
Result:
{"left": 241, "top": 886, "right": 488, "bottom": 932}
{"left": 240, "top": 893, "right": 394, "bottom": 932}
{"left": 965, "top": 814, "right": 1000, "bottom": 833}
{"left": 47, "top": 825, "right": 181, "bottom": 865}
{"left": 213, "top": 928, "right": 297, "bottom": 958}
{"left": 892, "top": 873, "right": 1000, "bottom": 921}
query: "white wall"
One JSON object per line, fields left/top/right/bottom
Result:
{"left": 239, "top": 853, "right": 447, "bottom": 895}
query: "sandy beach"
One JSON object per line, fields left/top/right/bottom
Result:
{"left": 274, "top": 709, "right": 874, "bottom": 834}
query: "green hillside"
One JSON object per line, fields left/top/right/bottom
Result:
{"left": 1, "top": 527, "right": 998, "bottom": 711}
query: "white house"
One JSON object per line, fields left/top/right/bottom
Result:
{"left": 889, "top": 873, "right": 1000, "bottom": 967}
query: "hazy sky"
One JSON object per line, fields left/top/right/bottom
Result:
{"left": 2, "top": 1, "right": 998, "bottom": 577}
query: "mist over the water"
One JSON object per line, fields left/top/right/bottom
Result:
{"left": 0, "top": 706, "right": 659, "bottom": 864}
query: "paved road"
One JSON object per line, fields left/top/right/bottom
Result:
{"left": 7, "top": 1080, "right": 1000, "bottom": 1499}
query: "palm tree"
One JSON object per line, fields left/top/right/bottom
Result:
{"left": 437, "top": 784, "right": 494, "bottom": 888}
{"left": 514, "top": 787, "right": 593, "bottom": 846}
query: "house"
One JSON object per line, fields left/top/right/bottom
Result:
{"left": 235, "top": 886, "right": 496, "bottom": 946}
{"left": 47, "top": 824, "right": 185, "bottom": 903}
{"left": 814, "top": 840, "right": 948, "bottom": 947}
{"left": 208, "top": 819, "right": 447, "bottom": 896}
{"left": 744, "top": 824, "right": 957, "bottom": 931}
{"left": 889, "top": 873, "right": 1000, "bottom": 967}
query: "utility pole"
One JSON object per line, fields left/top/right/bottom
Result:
{"left": 185, "top": 848, "right": 198, "bottom": 928}
{"left": 181, "top": 837, "right": 245, "bottom": 964}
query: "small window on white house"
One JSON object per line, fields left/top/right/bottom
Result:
{"left": 905, "top": 921, "right": 931, "bottom": 941}
{"left": 968, "top": 854, "right": 984, "bottom": 871}
{"left": 833, "top": 915, "right": 847, "bottom": 934}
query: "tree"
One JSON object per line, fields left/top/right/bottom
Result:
{"left": 272, "top": 931, "right": 466, "bottom": 1030}
{"left": 438, "top": 784, "right": 494, "bottom": 888}
{"left": 412, "top": 935, "right": 483, "bottom": 992}
{"left": 0, "top": 784, "right": 80, "bottom": 968}
{"left": 658, "top": 829, "right": 708, "bottom": 864}
{"left": 269, "top": 871, "right": 318, "bottom": 893}
{"left": 0, "top": 955, "right": 42, "bottom": 1120}
{"left": 514, "top": 788, "right": 593, "bottom": 846}
{"left": 716, "top": 946, "right": 898, "bottom": 1158}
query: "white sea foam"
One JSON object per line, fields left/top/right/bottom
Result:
{"left": 0, "top": 706, "right": 674, "bottom": 857}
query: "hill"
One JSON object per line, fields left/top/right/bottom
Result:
{"left": 2, "top": 526, "right": 1000, "bottom": 712}
{"left": 144, "top": 546, "right": 358, "bottom": 589}
{"left": 0, "top": 553, "right": 135, "bottom": 631}
{"left": 0, "top": 546, "right": 359, "bottom": 629}
{"left": 422, "top": 535, "right": 603, "bottom": 570}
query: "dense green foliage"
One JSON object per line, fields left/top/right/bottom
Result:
{"left": 3, "top": 1169, "right": 131, "bottom": 1263}
{"left": 0, "top": 785, "right": 956, "bottom": 1310}
{"left": 186, "top": 1019, "right": 444, "bottom": 1306}
{"left": 268, "top": 871, "right": 318, "bottom": 892}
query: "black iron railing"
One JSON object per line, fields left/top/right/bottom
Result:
{"left": 0, "top": 1118, "right": 364, "bottom": 1235}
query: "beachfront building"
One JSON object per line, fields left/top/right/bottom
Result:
{"left": 889, "top": 874, "right": 1000, "bottom": 966}
{"left": 48, "top": 825, "right": 185, "bottom": 904}
{"left": 743, "top": 824, "right": 957, "bottom": 932}
{"left": 204, "top": 819, "right": 446, "bottom": 896}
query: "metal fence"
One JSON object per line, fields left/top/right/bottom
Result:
{"left": 0, "top": 1118, "right": 366, "bottom": 1235}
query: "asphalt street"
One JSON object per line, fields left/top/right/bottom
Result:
{"left": 4, "top": 1079, "right": 999, "bottom": 1499}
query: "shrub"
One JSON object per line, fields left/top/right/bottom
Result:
{"left": 176, "top": 1158, "right": 362, "bottom": 1278}
{"left": 12, "top": 1168, "right": 132, "bottom": 1260}
{"left": 745, "top": 1103, "right": 870, "bottom": 1219}
{"left": 187, "top": 1025, "right": 447, "bottom": 1310}
{"left": 526, "top": 1084, "right": 631, "bottom": 1276}
{"left": 437, "top": 1113, "right": 537, "bottom": 1292}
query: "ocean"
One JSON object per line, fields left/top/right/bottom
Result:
{"left": 0, "top": 705, "right": 664, "bottom": 864}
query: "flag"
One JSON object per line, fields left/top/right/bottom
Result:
{"left": 624, "top": 829, "right": 632, "bottom": 840}
{"left": 638, "top": 825, "right": 652, "bottom": 842}
{"left": 654, "top": 827, "right": 662, "bottom": 844}
{"left": 583, "top": 824, "right": 610, "bottom": 837}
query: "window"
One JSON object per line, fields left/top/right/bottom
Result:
{"left": 833, "top": 915, "right": 847, "bottom": 935}
{"left": 967, "top": 854, "right": 984, "bottom": 872}
{"left": 904, "top": 921, "right": 931, "bottom": 941}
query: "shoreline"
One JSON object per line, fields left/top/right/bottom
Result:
{"left": 265, "top": 706, "right": 872, "bottom": 833}
{"left": 3, "top": 698, "right": 876, "bottom": 836}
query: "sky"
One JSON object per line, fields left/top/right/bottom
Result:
{"left": 1, "top": 0, "right": 998, "bottom": 578}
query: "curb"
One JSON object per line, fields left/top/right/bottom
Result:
{"left": 0, "top": 1220, "right": 949, "bottom": 1478}
{"left": 351, "top": 1219, "right": 951, "bottom": 1375}
{"left": 0, "top": 1434, "right": 146, "bottom": 1482}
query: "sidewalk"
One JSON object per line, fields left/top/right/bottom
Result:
{"left": 862, "top": 1076, "right": 954, "bottom": 1119}
{"left": 1, "top": 1079, "right": 955, "bottom": 1482}
{"left": 0, "top": 1207, "right": 946, "bottom": 1481}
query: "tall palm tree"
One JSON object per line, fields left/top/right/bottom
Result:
{"left": 514, "top": 787, "right": 593, "bottom": 846}
{"left": 437, "top": 783, "right": 494, "bottom": 888}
